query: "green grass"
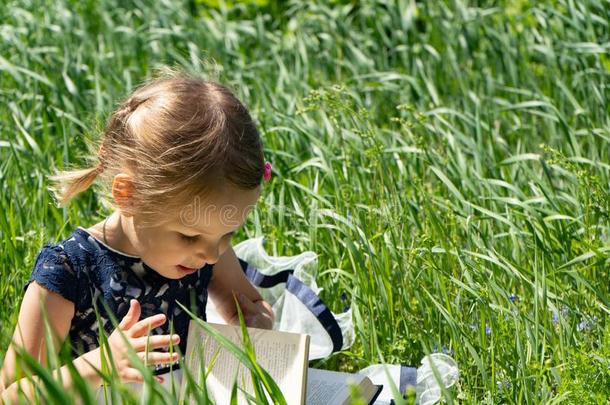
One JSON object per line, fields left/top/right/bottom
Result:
{"left": 1, "top": 0, "right": 610, "bottom": 402}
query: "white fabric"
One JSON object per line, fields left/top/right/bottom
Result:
{"left": 416, "top": 354, "right": 460, "bottom": 405}
{"left": 359, "top": 354, "right": 460, "bottom": 405}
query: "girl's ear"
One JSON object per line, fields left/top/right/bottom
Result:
{"left": 111, "top": 173, "right": 136, "bottom": 216}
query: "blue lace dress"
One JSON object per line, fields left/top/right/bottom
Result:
{"left": 24, "top": 227, "right": 213, "bottom": 374}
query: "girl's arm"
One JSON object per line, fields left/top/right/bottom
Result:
{"left": 0, "top": 281, "right": 103, "bottom": 402}
{"left": 207, "top": 246, "right": 274, "bottom": 329}
{"left": 1, "top": 284, "right": 179, "bottom": 403}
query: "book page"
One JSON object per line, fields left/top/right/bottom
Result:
{"left": 181, "top": 322, "right": 309, "bottom": 404}
{"left": 306, "top": 368, "right": 366, "bottom": 405}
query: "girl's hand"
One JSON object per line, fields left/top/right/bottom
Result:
{"left": 98, "top": 299, "right": 180, "bottom": 384}
{"left": 231, "top": 293, "right": 275, "bottom": 330}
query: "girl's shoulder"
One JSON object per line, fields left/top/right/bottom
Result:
{"left": 34, "top": 227, "right": 139, "bottom": 268}
{"left": 25, "top": 227, "right": 140, "bottom": 304}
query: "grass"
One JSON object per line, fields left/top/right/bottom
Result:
{"left": 1, "top": 0, "right": 609, "bottom": 402}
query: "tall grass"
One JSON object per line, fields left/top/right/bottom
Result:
{"left": 1, "top": 0, "right": 609, "bottom": 402}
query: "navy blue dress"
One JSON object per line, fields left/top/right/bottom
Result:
{"left": 24, "top": 227, "right": 213, "bottom": 374}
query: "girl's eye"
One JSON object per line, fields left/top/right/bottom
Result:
{"left": 179, "top": 233, "right": 199, "bottom": 244}
{"left": 178, "top": 231, "right": 234, "bottom": 244}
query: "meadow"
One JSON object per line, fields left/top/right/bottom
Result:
{"left": 1, "top": 0, "right": 610, "bottom": 403}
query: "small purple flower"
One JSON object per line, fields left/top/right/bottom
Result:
{"left": 485, "top": 324, "right": 492, "bottom": 336}
{"left": 432, "top": 345, "right": 453, "bottom": 356}
{"left": 497, "top": 379, "right": 511, "bottom": 393}
{"left": 577, "top": 316, "right": 598, "bottom": 332}
{"left": 578, "top": 321, "right": 587, "bottom": 331}
{"left": 552, "top": 306, "right": 570, "bottom": 325}
{"left": 509, "top": 294, "right": 519, "bottom": 303}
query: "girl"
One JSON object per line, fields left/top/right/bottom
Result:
{"left": 0, "top": 71, "right": 275, "bottom": 402}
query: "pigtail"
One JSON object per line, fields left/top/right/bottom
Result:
{"left": 48, "top": 166, "right": 101, "bottom": 207}
{"left": 48, "top": 155, "right": 105, "bottom": 208}
{"left": 48, "top": 102, "right": 131, "bottom": 208}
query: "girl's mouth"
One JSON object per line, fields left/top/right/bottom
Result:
{"left": 176, "top": 265, "right": 198, "bottom": 273}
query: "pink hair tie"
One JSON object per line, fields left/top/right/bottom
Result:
{"left": 263, "top": 161, "right": 272, "bottom": 181}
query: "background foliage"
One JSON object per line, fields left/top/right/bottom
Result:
{"left": 1, "top": 0, "right": 609, "bottom": 402}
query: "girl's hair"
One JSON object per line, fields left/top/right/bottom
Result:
{"left": 49, "top": 70, "right": 264, "bottom": 225}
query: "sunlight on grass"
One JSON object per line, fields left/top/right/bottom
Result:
{"left": 1, "top": 0, "right": 609, "bottom": 402}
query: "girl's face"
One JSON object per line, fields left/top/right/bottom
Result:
{"left": 130, "top": 185, "right": 261, "bottom": 279}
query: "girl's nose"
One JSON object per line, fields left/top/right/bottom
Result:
{"left": 196, "top": 244, "right": 219, "bottom": 265}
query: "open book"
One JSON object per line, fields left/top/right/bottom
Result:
{"left": 180, "top": 321, "right": 381, "bottom": 404}
{"left": 306, "top": 368, "right": 382, "bottom": 405}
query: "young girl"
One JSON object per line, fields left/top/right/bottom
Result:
{"left": 0, "top": 71, "right": 275, "bottom": 402}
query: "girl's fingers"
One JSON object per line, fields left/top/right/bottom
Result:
{"left": 121, "top": 367, "right": 165, "bottom": 384}
{"left": 258, "top": 300, "right": 274, "bottom": 318}
{"left": 131, "top": 334, "right": 180, "bottom": 352}
{"left": 119, "top": 300, "right": 141, "bottom": 331}
{"left": 235, "top": 292, "right": 258, "bottom": 313}
{"left": 128, "top": 313, "right": 167, "bottom": 338}
{"left": 138, "top": 351, "right": 180, "bottom": 366}
{"left": 248, "top": 314, "right": 272, "bottom": 329}
{"left": 120, "top": 367, "right": 145, "bottom": 383}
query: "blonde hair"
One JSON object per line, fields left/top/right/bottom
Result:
{"left": 49, "top": 70, "right": 264, "bottom": 224}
